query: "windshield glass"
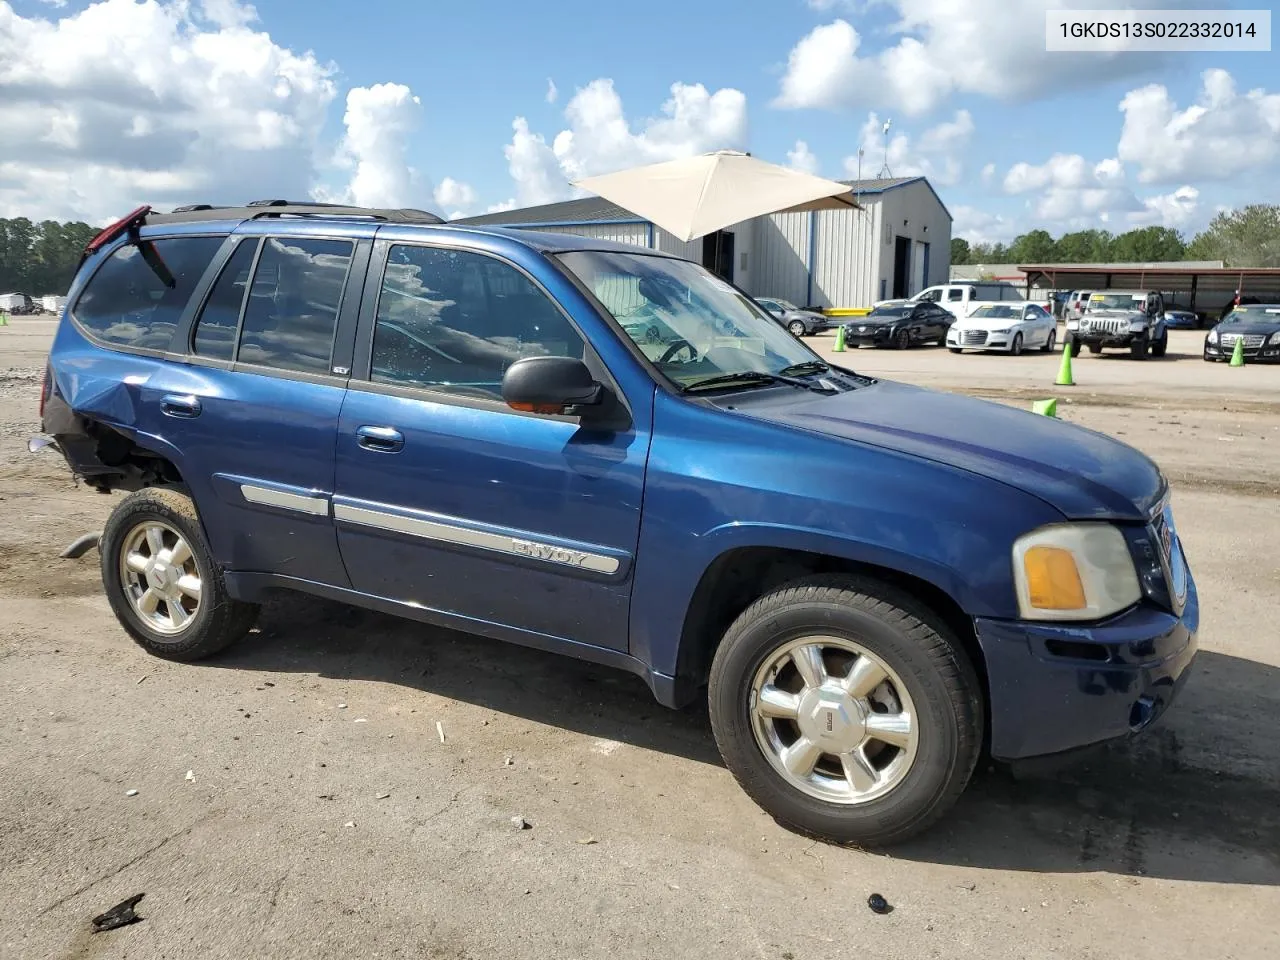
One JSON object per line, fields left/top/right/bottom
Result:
{"left": 971, "top": 305, "right": 1019, "bottom": 319}
{"left": 1088, "top": 294, "right": 1143, "bottom": 311}
{"left": 868, "top": 305, "right": 911, "bottom": 318}
{"left": 558, "top": 251, "right": 818, "bottom": 389}
{"left": 768, "top": 298, "right": 796, "bottom": 310}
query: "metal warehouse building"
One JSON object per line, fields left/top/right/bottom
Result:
{"left": 457, "top": 176, "right": 952, "bottom": 311}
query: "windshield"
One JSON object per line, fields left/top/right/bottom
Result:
{"left": 971, "top": 305, "right": 1019, "bottom": 319}
{"left": 1088, "top": 294, "right": 1143, "bottom": 311}
{"left": 558, "top": 250, "right": 818, "bottom": 390}
{"left": 767, "top": 298, "right": 796, "bottom": 310}
{"left": 868, "top": 305, "right": 911, "bottom": 318}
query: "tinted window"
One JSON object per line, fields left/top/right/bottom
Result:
{"left": 946, "top": 289, "right": 964, "bottom": 301}
{"left": 74, "top": 237, "right": 223, "bottom": 350}
{"left": 869, "top": 306, "right": 911, "bottom": 318}
{"left": 192, "top": 239, "right": 258, "bottom": 360}
{"left": 917, "top": 289, "right": 941, "bottom": 302}
{"left": 371, "top": 245, "right": 584, "bottom": 398}
{"left": 236, "top": 237, "right": 353, "bottom": 373}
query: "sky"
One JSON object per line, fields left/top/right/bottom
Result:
{"left": 1, "top": 0, "right": 1277, "bottom": 243}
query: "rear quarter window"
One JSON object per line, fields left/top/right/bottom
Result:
{"left": 73, "top": 237, "right": 224, "bottom": 350}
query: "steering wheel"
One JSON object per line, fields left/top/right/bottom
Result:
{"left": 659, "top": 339, "right": 699, "bottom": 364}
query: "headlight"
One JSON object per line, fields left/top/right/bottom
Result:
{"left": 1270, "top": 331, "right": 1280, "bottom": 345}
{"left": 990, "top": 327, "right": 1010, "bottom": 334}
{"left": 1012, "top": 523, "right": 1141, "bottom": 621}
{"left": 1207, "top": 329, "right": 1219, "bottom": 343}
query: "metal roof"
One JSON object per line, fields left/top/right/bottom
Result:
{"left": 456, "top": 176, "right": 943, "bottom": 227}
{"left": 1018, "top": 262, "right": 1280, "bottom": 302}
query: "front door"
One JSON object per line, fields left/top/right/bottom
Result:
{"left": 701, "top": 230, "right": 735, "bottom": 282}
{"left": 332, "top": 241, "right": 649, "bottom": 652}
{"left": 892, "top": 236, "right": 911, "bottom": 299}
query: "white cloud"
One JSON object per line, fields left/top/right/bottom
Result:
{"left": 0, "top": 0, "right": 337, "bottom": 222}
{"left": 786, "top": 139, "right": 819, "bottom": 174}
{"left": 843, "top": 110, "right": 973, "bottom": 185}
{"left": 775, "top": 3, "right": 1187, "bottom": 116}
{"left": 545, "top": 78, "right": 558, "bottom": 104}
{"left": 433, "top": 177, "right": 477, "bottom": 220}
{"left": 952, "top": 205, "right": 1018, "bottom": 246}
{"left": 1131, "top": 185, "right": 1200, "bottom": 228}
{"left": 980, "top": 162, "right": 996, "bottom": 184}
{"left": 500, "top": 79, "right": 748, "bottom": 209}
{"left": 1118, "top": 69, "right": 1280, "bottom": 184}
{"left": 331, "top": 83, "right": 424, "bottom": 209}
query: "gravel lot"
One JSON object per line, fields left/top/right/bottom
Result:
{"left": 1, "top": 319, "right": 1277, "bottom": 960}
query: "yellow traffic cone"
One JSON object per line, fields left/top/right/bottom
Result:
{"left": 1229, "top": 337, "right": 1245, "bottom": 367}
{"left": 1054, "top": 336, "right": 1074, "bottom": 386}
{"left": 1032, "top": 398, "right": 1058, "bottom": 417}
{"left": 833, "top": 325, "right": 846, "bottom": 353}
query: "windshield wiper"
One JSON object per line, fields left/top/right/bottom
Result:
{"left": 778, "top": 360, "right": 831, "bottom": 376}
{"left": 682, "top": 371, "right": 835, "bottom": 394}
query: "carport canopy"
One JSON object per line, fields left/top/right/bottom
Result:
{"left": 1019, "top": 264, "right": 1280, "bottom": 313}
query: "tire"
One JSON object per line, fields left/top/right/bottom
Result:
{"left": 707, "top": 574, "right": 983, "bottom": 847}
{"left": 788, "top": 320, "right": 807, "bottom": 338}
{"left": 1010, "top": 332, "right": 1024, "bottom": 357}
{"left": 1069, "top": 338, "right": 1082, "bottom": 358}
{"left": 1151, "top": 330, "right": 1168, "bottom": 357}
{"left": 1086, "top": 342, "right": 1102, "bottom": 355}
{"left": 894, "top": 329, "right": 910, "bottom": 350}
{"left": 101, "top": 486, "right": 259, "bottom": 661}
{"left": 1130, "top": 336, "right": 1149, "bottom": 360}
{"left": 948, "top": 347, "right": 962, "bottom": 354}
{"left": 1041, "top": 329, "right": 1057, "bottom": 353}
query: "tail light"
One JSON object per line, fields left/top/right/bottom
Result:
{"left": 77, "top": 205, "right": 152, "bottom": 268}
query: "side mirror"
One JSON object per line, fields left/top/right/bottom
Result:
{"left": 501, "top": 356, "right": 603, "bottom": 416}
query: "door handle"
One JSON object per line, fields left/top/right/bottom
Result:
{"left": 160, "top": 394, "right": 202, "bottom": 418}
{"left": 356, "top": 425, "right": 404, "bottom": 453}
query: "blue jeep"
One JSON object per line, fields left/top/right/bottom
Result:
{"left": 35, "top": 202, "right": 1198, "bottom": 846}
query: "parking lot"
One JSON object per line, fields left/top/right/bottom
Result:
{"left": 2, "top": 317, "right": 1278, "bottom": 960}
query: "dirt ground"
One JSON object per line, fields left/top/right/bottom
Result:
{"left": 1, "top": 318, "right": 1278, "bottom": 960}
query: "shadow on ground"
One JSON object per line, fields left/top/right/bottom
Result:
{"left": 211, "top": 593, "right": 1280, "bottom": 886}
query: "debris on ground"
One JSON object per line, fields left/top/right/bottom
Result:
{"left": 436, "top": 721, "right": 446, "bottom": 744}
{"left": 375, "top": 792, "right": 390, "bottom": 800}
{"left": 353, "top": 718, "right": 368, "bottom": 723}
{"left": 91, "top": 893, "right": 144, "bottom": 933}
{"left": 503, "top": 756, "right": 514, "bottom": 766}
{"left": 576, "top": 837, "right": 598, "bottom": 845}
{"left": 511, "top": 816, "right": 531, "bottom": 830}
{"left": 343, "top": 821, "right": 355, "bottom": 828}
{"left": 124, "top": 789, "right": 138, "bottom": 797}
{"left": 184, "top": 770, "right": 194, "bottom": 782}
{"left": 337, "top": 703, "right": 348, "bottom": 710}
{"left": 867, "top": 893, "right": 891, "bottom": 914}
{"left": 135, "top": 675, "right": 147, "bottom": 685}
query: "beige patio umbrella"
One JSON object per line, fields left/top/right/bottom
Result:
{"left": 572, "top": 150, "right": 859, "bottom": 243}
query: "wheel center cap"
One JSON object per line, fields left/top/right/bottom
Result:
{"left": 797, "top": 684, "right": 867, "bottom": 752}
{"left": 148, "top": 562, "right": 174, "bottom": 591}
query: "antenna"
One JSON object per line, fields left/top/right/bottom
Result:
{"left": 856, "top": 147, "right": 865, "bottom": 182}
{"left": 878, "top": 118, "right": 893, "bottom": 179}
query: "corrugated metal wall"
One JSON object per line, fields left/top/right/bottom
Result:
{"left": 811, "top": 198, "right": 881, "bottom": 309}
{"left": 752, "top": 213, "right": 810, "bottom": 305}
{"left": 654, "top": 227, "right": 700, "bottom": 261}
{"left": 525, "top": 222, "right": 650, "bottom": 247}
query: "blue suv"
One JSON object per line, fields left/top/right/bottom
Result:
{"left": 36, "top": 202, "right": 1198, "bottom": 846}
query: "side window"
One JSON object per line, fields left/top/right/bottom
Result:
{"left": 946, "top": 288, "right": 964, "bottom": 302}
{"left": 73, "top": 237, "right": 224, "bottom": 350}
{"left": 967, "top": 286, "right": 978, "bottom": 301}
{"left": 192, "top": 239, "right": 258, "bottom": 360}
{"left": 917, "top": 288, "right": 940, "bottom": 303}
{"left": 370, "top": 244, "right": 585, "bottom": 399}
{"left": 237, "top": 237, "right": 353, "bottom": 373}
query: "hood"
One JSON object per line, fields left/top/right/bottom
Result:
{"left": 1084, "top": 308, "right": 1144, "bottom": 320}
{"left": 1216, "top": 314, "right": 1280, "bottom": 335}
{"left": 850, "top": 315, "right": 905, "bottom": 327}
{"left": 732, "top": 381, "right": 1165, "bottom": 521}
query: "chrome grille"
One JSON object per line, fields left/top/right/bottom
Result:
{"left": 1081, "top": 317, "right": 1129, "bottom": 335}
{"left": 1220, "top": 333, "right": 1265, "bottom": 348}
{"left": 960, "top": 329, "right": 988, "bottom": 346}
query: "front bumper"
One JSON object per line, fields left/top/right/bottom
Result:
{"left": 974, "top": 574, "right": 1198, "bottom": 761}
{"left": 843, "top": 325, "right": 891, "bottom": 346}
{"left": 1204, "top": 341, "right": 1280, "bottom": 362}
{"left": 1072, "top": 330, "right": 1141, "bottom": 347}
{"left": 946, "top": 330, "right": 1015, "bottom": 352}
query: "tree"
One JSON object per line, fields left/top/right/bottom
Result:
{"left": 1109, "top": 226, "right": 1186, "bottom": 262}
{"left": 1009, "top": 229, "right": 1056, "bottom": 264}
{"left": 0, "top": 217, "right": 98, "bottom": 295}
{"left": 1053, "top": 229, "right": 1113, "bottom": 263}
{"left": 950, "top": 237, "right": 971, "bottom": 265}
{"left": 1188, "top": 204, "right": 1280, "bottom": 267}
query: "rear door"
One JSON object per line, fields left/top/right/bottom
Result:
{"left": 331, "top": 237, "right": 649, "bottom": 653}
{"left": 155, "top": 224, "right": 372, "bottom": 586}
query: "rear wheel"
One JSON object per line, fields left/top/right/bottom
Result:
{"left": 1151, "top": 330, "right": 1169, "bottom": 357}
{"left": 1041, "top": 329, "right": 1057, "bottom": 353}
{"left": 101, "top": 487, "right": 259, "bottom": 661}
{"left": 788, "top": 319, "right": 807, "bottom": 338}
{"left": 708, "top": 574, "right": 983, "bottom": 846}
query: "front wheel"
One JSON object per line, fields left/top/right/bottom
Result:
{"left": 788, "top": 320, "right": 807, "bottom": 338}
{"left": 1069, "top": 338, "right": 1082, "bottom": 357}
{"left": 948, "top": 347, "right": 962, "bottom": 354}
{"left": 1010, "top": 332, "right": 1024, "bottom": 357}
{"left": 1130, "top": 336, "right": 1150, "bottom": 360}
{"left": 894, "top": 329, "right": 910, "bottom": 350}
{"left": 101, "top": 487, "right": 260, "bottom": 661}
{"left": 708, "top": 575, "right": 983, "bottom": 847}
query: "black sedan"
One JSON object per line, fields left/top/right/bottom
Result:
{"left": 842, "top": 301, "right": 953, "bottom": 349}
{"left": 1203, "top": 303, "right": 1280, "bottom": 363}
{"left": 754, "top": 296, "right": 837, "bottom": 337}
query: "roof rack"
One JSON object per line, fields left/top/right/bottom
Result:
{"left": 147, "top": 202, "right": 445, "bottom": 225}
